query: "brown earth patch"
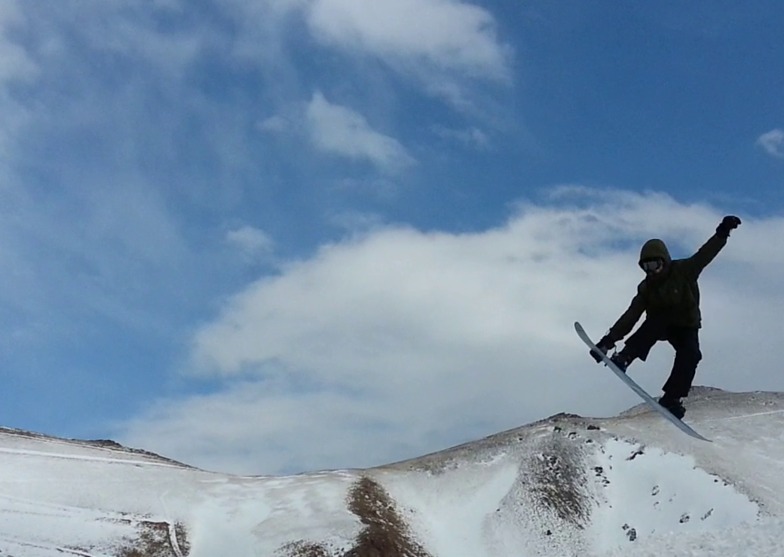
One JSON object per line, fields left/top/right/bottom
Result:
{"left": 117, "top": 520, "right": 189, "bottom": 557}
{"left": 279, "top": 540, "right": 332, "bottom": 557}
{"left": 529, "top": 435, "right": 590, "bottom": 527}
{"left": 277, "top": 476, "right": 432, "bottom": 557}
{"left": 344, "top": 476, "right": 431, "bottom": 557}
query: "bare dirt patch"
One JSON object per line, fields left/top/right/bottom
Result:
{"left": 278, "top": 540, "right": 332, "bottom": 557}
{"left": 529, "top": 434, "right": 590, "bottom": 527}
{"left": 117, "top": 520, "right": 189, "bottom": 557}
{"left": 344, "top": 476, "right": 431, "bottom": 557}
{"left": 279, "top": 476, "right": 431, "bottom": 557}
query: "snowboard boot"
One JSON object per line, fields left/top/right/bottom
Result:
{"left": 658, "top": 395, "right": 686, "bottom": 420}
{"left": 609, "top": 351, "right": 634, "bottom": 373}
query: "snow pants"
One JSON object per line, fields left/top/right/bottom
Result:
{"left": 622, "top": 316, "right": 702, "bottom": 399}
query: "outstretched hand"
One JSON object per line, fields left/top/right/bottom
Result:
{"left": 716, "top": 215, "right": 741, "bottom": 237}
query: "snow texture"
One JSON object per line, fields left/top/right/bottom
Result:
{"left": 1, "top": 388, "right": 784, "bottom": 556}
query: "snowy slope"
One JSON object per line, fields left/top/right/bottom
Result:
{"left": 2, "top": 388, "right": 784, "bottom": 557}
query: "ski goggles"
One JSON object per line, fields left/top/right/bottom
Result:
{"left": 640, "top": 258, "right": 665, "bottom": 272}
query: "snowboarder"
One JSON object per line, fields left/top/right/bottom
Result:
{"left": 590, "top": 215, "right": 742, "bottom": 419}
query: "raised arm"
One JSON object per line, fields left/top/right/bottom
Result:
{"left": 684, "top": 215, "right": 741, "bottom": 278}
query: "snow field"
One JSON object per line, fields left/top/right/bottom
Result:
{"left": 587, "top": 438, "right": 758, "bottom": 553}
{"left": 3, "top": 390, "right": 784, "bottom": 556}
{"left": 378, "top": 454, "right": 519, "bottom": 557}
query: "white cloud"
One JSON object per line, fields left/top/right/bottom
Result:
{"left": 226, "top": 226, "right": 275, "bottom": 259}
{"left": 0, "top": 1, "right": 38, "bottom": 84}
{"left": 220, "top": 0, "right": 512, "bottom": 114}
{"left": 301, "top": 0, "right": 512, "bottom": 112}
{"left": 304, "top": 0, "right": 510, "bottom": 81}
{"left": 0, "top": 178, "right": 193, "bottom": 338}
{"left": 257, "top": 115, "right": 291, "bottom": 134}
{"left": 119, "top": 189, "right": 784, "bottom": 475}
{"left": 757, "top": 128, "right": 784, "bottom": 159}
{"left": 432, "top": 124, "right": 490, "bottom": 149}
{"left": 0, "top": 1, "right": 37, "bottom": 166}
{"left": 306, "top": 91, "right": 415, "bottom": 172}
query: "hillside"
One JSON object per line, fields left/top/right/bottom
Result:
{"left": 2, "top": 388, "right": 783, "bottom": 556}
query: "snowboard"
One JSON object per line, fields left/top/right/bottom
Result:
{"left": 574, "top": 321, "right": 711, "bottom": 442}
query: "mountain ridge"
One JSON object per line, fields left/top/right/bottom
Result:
{"left": 2, "top": 387, "right": 783, "bottom": 556}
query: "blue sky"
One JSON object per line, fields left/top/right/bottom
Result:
{"left": 1, "top": 1, "right": 783, "bottom": 474}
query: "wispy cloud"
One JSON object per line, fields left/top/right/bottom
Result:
{"left": 218, "top": 0, "right": 511, "bottom": 114}
{"left": 119, "top": 190, "right": 784, "bottom": 475}
{"left": 0, "top": 1, "right": 37, "bottom": 83}
{"left": 0, "top": 1, "right": 37, "bottom": 164}
{"left": 757, "top": 128, "right": 784, "bottom": 159}
{"left": 301, "top": 0, "right": 512, "bottom": 112}
{"left": 306, "top": 91, "right": 415, "bottom": 172}
{"left": 257, "top": 115, "right": 291, "bottom": 134}
{"left": 226, "top": 226, "right": 275, "bottom": 260}
{"left": 304, "top": 0, "right": 511, "bottom": 81}
{"left": 0, "top": 2, "right": 276, "bottom": 393}
{"left": 432, "top": 124, "right": 490, "bottom": 149}
{"left": 0, "top": 0, "right": 504, "bottom": 369}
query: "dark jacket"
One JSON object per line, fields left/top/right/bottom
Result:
{"left": 606, "top": 232, "right": 728, "bottom": 342}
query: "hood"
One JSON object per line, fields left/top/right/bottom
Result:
{"left": 639, "top": 238, "right": 672, "bottom": 266}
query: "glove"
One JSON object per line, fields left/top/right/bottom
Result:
{"left": 716, "top": 215, "right": 741, "bottom": 238}
{"left": 590, "top": 335, "right": 615, "bottom": 363}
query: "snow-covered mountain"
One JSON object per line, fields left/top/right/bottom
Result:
{"left": 2, "top": 387, "right": 784, "bottom": 557}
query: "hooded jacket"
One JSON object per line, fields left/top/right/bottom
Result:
{"left": 606, "top": 232, "right": 728, "bottom": 342}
